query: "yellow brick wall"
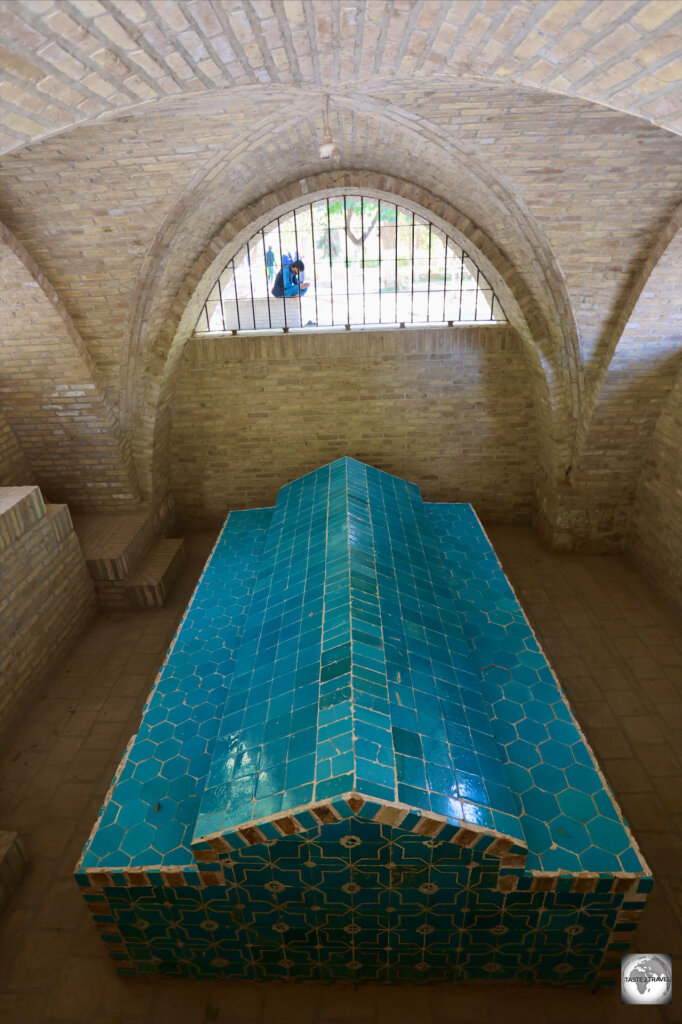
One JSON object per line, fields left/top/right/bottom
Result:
{"left": 0, "top": 503, "right": 96, "bottom": 730}
{"left": 0, "top": 0, "right": 679, "bottom": 156}
{"left": 627, "top": 365, "right": 682, "bottom": 611}
{"left": 170, "top": 325, "right": 535, "bottom": 526}
{"left": 537, "top": 221, "right": 682, "bottom": 556}
{"left": 0, "top": 410, "right": 33, "bottom": 488}
{"left": 0, "top": 223, "right": 140, "bottom": 510}
{"left": 0, "top": 1, "right": 679, "bottom": 612}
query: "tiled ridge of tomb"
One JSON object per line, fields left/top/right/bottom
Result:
{"left": 75, "top": 459, "right": 651, "bottom": 984}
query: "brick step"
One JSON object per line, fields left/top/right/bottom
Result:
{"left": 0, "top": 486, "right": 46, "bottom": 552}
{"left": 96, "top": 538, "right": 187, "bottom": 610}
{"left": 71, "top": 510, "right": 157, "bottom": 581}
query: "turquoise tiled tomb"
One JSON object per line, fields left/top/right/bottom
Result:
{"left": 76, "top": 459, "right": 651, "bottom": 984}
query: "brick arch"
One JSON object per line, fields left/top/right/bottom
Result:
{"left": 195, "top": 193, "right": 509, "bottom": 334}
{"left": 330, "top": 89, "right": 584, "bottom": 400}
{"left": 0, "top": 1, "right": 681, "bottom": 158}
{"left": 539, "top": 217, "right": 682, "bottom": 552}
{"left": 572, "top": 220, "right": 682, "bottom": 511}
{"left": 0, "top": 220, "right": 140, "bottom": 510}
{"left": 124, "top": 105, "right": 583, "bottom": 505}
{"left": 164, "top": 179, "right": 543, "bottom": 364}
{"left": 195, "top": 189, "right": 519, "bottom": 336}
{"left": 574, "top": 200, "right": 682, "bottom": 459}
{"left": 131, "top": 171, "right": 574, "bottom": 508}
{"left": 122, "top": 92, "right": 582, "bottom": 428}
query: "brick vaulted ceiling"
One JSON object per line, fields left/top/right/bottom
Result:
{"left": 0, "top": 1, "right": 680, "bottom": 605}
{"left": 0, "top": 0, "right": 680, "bottom": 150}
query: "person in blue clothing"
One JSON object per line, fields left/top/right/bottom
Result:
{"left": 265, "top": 245, "right": 276, "bottom": 283}
{"left": 271, "top": 259, "right": 309, "bottom": 298}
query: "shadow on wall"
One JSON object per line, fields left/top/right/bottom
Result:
{"left": 540, "top": 348, "right": 682, "bottom": 556}
{"left": 626, "top": 360, "right": 682, "bottom": 615}
{"left": 574, "top": 348, "right": 682, "bottom": 504}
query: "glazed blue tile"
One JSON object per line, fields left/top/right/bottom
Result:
{"left": 522, "top": 786, "right": 560, "bottom": 822}
{"left": 515, "top": 718, "right": 549, "bottom": 745}
{"left": 557, "top": 789, "right": 596, "bottom": 822}
{"left": 79, "top": 509, "right": 272, "bottom": 868}
{"left": 427, "top": 501, "right": 645, "bottom": 875}
{"left": 565, "top": 763, "right": 602, "bottom": 794}
{"left": 589, "top": 816, "right": 631, "bottom": 857}
{"left": 620, "top": 847, "right": 646, "bottom": 873}
{"left": 77, "top": 462, "right": 651, "bottom": 985}
{"left": 506, "top": 739, "right": 541, "bottom": 770}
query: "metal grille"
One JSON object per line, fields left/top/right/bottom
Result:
{"left": 196, "top": 196, "right": 506, "bottom": 334}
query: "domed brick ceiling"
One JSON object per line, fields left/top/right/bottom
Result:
{"left": 0, "top": 0, "right": 680, "bottom": 158}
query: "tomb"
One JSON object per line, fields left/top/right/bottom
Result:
{"left": 75, "top": 459, "right": 650, "bottom": 983}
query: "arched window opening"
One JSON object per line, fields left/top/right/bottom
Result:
{"left": 196, "top": 196, "right": 506, "bottom": 334}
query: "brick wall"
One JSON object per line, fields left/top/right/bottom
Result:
{"left": 384, "top": 80, "right": 682, "bottom": 373}
{"left": 130, "top": 168, "right": 567, "bottom": 507}
{"left": 0, "top": 490, "right": 97, "bottom": 731}
{"left": 0, "top": 117, "right": 577, "bottom": 498}
{"left": 170, "top": 325, "right": 535, "bottom": 527}
{"left": 0, "top": 0, "right": 679, "bottom": 158}
{"left": 0, "top": 74, "right": 678, "bottom": 541}
{"left": 0, "top": 222, "right": 140, "bottom": 511}
{"left": 0, "top": 2, "right": 679, "bottom": 613}
{"left": 0, "top": 409, "right": 33, "bottom": 487}
{"left": 626, "top": 365, "right": 682, "bottom": 614}
{"left": 2, "top": 85, "right": 679, "bottom": 514}
{"left": 537, "top": 221, "right": 682, "bottom": 554}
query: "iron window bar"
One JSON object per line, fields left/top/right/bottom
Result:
{"left": 376, "top": 198, "right": 380, "bottom": 325}
{"left": 394, "top": 204, "right": 398, "bottom": 325}
{"left": 442, "top": 234, "right": 448, "bottom": 324}
{"left": 231, "top": 260, "right": 241, "bottom": 332}
{"left": 361, "top": 196, "right": 366, "bottom": 326}
{"left": 293, "top": 210, "right": 304, "bottom": 329}
{"left": 261, "top": 227, "right": 273, "bottom": 329}
{"left": 426, "top": 221, "right": 432, "bottom": 324}
{"left": 309, "top": 203, "right": 319, "bottom": 327}
{"left": 326, "top": 197, "right": 334, "bottom": 327}
{"left": 458, "top": 248, "right": 465, "bottom": 322}
{"left": 276, "top": 215, "right": 288, "bottom": 332}
{"left": 196, "top": 195, "right": 506, "bottom": 335}
{"left": 217, "top": 271, "right": 226, "bottom": 331}
{"left": 410, "top": 209, "right": 415, "bottom": 325}
{"left": 246, "top": 239, "right": 257, "bottom": 330}
{"left": 343, "top": 195, "right": 350, "bottom": 331}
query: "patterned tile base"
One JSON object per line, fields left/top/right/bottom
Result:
{"left": 76, "top": 459, "right": 651, "bottom": 984}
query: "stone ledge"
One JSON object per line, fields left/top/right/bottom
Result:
{"left": 71, "top": 510, "right": 158, "bottom": 582}
{"left": 95, "top": 538, "right": 187, "bottom": 610}
{"left": 71, "top": 496, "right": 184, "bottom": 610}
{"left": 125, "top": 538, "right": 187, "bottom": 608}
{"left": 0, "top": 486, "right": 45, "bottom": 553}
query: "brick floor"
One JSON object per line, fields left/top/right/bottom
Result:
{"left": 0, "top": 526, "right": 679, "bottom": 1024}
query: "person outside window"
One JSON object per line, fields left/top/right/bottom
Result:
{"left": 265, "top": 246, "right": 276, "bottom": 283}
{"left": 271, "top": 259, "right": 309, "bottom": 298}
